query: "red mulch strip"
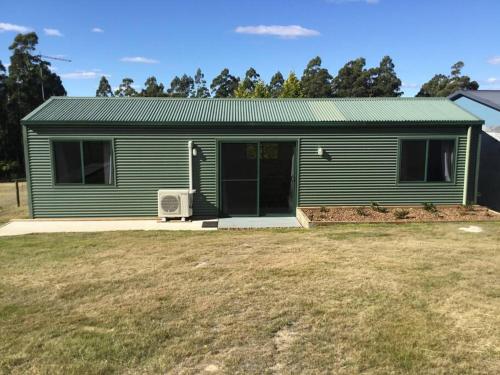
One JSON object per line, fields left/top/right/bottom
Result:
{"left": 302, "top": 205, "right": 500, "bottom": 223}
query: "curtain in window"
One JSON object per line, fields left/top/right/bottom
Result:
{"left": 441, "top": 141, "right": 454, "bottom": 182}
{"left": 288, "top": 152, "right": 295, "bottom": 209}
{"left": 102, "top": 142, "right": 112, "bottom": 184}
{"left": 83, "top": 141, "right": 113, "bottom": 184}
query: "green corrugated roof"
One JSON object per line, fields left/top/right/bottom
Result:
{"left": 22, "top": 97, "right": 483, "bottom": 125}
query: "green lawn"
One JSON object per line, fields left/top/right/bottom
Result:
{"left": 1, "top": 223, "right": 499, "bottom": 374}
{"left": 0, "top": 182, "right": 28, "bottom": 224}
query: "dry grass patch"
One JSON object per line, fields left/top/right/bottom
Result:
{"left": 0, "top": 223, "right": 499, "bottom": 374}
{"left": 0, "top": 182, "right": 28, "bottom": 224}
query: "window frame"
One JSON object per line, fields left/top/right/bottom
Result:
{"left": 397, "top": 137, "right": 458, "bottom": 184}
{"left": 50, "top": 138, "right": 116, "bottom": 187}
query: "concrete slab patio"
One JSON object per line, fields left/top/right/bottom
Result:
{"left": 0, "top": 219, "right": 218, "bottom": 237}
{"left": 0, "top": 216, "right": 303, "bottom": 236}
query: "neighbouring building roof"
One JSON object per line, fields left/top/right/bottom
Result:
{"left": 449, "top": 90, "right": 500, "bottom": 112}
{"left": 22, "top": 97, "right": 483, "bottom": 126}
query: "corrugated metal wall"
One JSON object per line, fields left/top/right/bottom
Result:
{"left": 299, "top": 127, "right": 469, "bottom": 206}
{"left": 25, "top": 125, "right": 475, "bottom": 218}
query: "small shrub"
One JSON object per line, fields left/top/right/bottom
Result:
{"left": 371, "top": 202, "right": 388, "bottom": 213}
{"left": 462, "top": 203, "right": 475, "bottom": 211}
{"left": 320, "top": 206, "right": 328, "bottom": 213}
{"left": 422, "top": 202, "right": 438, "bottom": 214}
{"left": 356, "top": 206, "right": 368, "bottom": 216}
{"left": 459, "top": 204, "right": 475, "bottom": 216}
{"left": 394, "top": 208, "right": 410, "bottom": 220}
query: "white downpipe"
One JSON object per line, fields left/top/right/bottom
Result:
{"left": 188, "top": 140, "right": 194, "bottom": 193}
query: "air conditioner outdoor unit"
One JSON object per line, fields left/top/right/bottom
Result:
{"left": 158, "top": 189, "right": 193, "bottom": 220}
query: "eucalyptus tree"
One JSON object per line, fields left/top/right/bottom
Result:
{"left": 301, "top": 56, "right": 332, "bottom": 97}
{"left": 417, "top": 61, "right": 479, "bottom": 97}
{"left": 210, "top": 68, "right": 239, "bottom": 98}
{"left": 168, "top": 74, "right": 194, "bottom": 97}
{"left": 3, "top": 32, "right": 65, "bottom": 175}
{"left": 370, "top": 56, "right": 403, "bottom": 97}
{"left": 331, "top": 58, "right": 372, "bottom": 97}
{"left": 96, "top": 76, "right": 113, "bottom": 97}
{"left": 193, "top": 68, "right": 210, "bottom": 98}
{"left": 141, "top": 76, "right": 165, "bottom": 97}
{"left": 115, "top": 78, "right": 138, "bottom": 97}
{"left": 268, "top": 71, "right": 284, "bottom": 98}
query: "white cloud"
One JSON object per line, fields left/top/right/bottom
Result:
{"left": 328, "top": 0, "right": 379, "bottom": 4}
{"left": 91, "top": 27, "right": 104, "bottom": 33}
{"left": 487, "top": 56, "right": 500, "bottom": 65}
{"left": 235, "top": 25, "right": 320, "bottom": 38}
{"left": 44, "top": 28, "right": 63, "bottom": 37}
{"left": 482, "top": 77, "right": 500, "bottom": 89}
{"left": 60, "top": 70, "right": 109, "bottom": 80}
{"left": 0, "top": 22, "right": 32, "bottom": 33}
{"left": 120, "top": 56, "right": 159, "bottom": 64}
{"left": 401, "top": 82, "right": 419, "bottom": 89}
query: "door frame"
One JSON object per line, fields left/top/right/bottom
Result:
{"left": 217, "top": 139, "right": 299, "bottom": 218}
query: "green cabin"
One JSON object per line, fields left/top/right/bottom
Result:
{"left": 22, "top": 97, "right": 483, "bottom": 218}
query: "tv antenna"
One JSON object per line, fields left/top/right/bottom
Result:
{"left": 35, "top": 54, "right": 72, "bottom": 101}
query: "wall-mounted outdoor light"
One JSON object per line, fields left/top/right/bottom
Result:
{"left": 317, "top": 147, "right": 324, "bottom": 156}
{"left": 192, "top": 147, "right": 198, "bottom": 157}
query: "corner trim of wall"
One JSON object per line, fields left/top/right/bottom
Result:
{"left": 474, "top": 132, "right": 482, "bottom": 204}
{"left": 463, "top": 126, "right": 472, "bottom": 205}
{"left": 22, "top": 125, "right": 34, "bottom": 218}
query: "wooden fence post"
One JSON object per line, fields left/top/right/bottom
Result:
{"left": 15, "top": 179, "right": 20, "bottom": 207}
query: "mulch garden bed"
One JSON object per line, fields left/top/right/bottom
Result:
{"left": 301, "top": 204, "right": 500, "bottom": 224}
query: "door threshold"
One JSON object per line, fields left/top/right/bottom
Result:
{"left": 218, "top": 216, "right": 301, "bottom": 229}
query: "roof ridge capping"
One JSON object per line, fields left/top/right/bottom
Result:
{"left": 48, "top": 96, "right": 451, "bottom": 101}
{"left": 22, "top": 96, "right": 484, "bottom": 125}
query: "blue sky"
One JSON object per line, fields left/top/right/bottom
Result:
{"left": 1, "top": 0, "right": 499, "bottom": 97}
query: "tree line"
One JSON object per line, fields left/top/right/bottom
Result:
{"left": 97, "top": 57, "right": 478, "bottom": 100}
{"left": 98, "top": 56, "right": 405, "bottom": 99}
{"left": 0, "top": 32, "right": 480, "bottom": 179}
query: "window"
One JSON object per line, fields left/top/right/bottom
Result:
{"left": 399, "top": 139, "right": 455, "bottom": 183}
{"left": 427, "top": 140, "right": 455, "bottom": 182}
{"left": 399, "top": 140, "right": 426, "bottom": 181}
{"left": 83, "top": 141, "right": 113, "bottom": 184}
{"left": 53, "top": 141, "right": 83, "bottom": 183}
{"left": 53, "top": 140, "right": 113, "bottom": 185}
{"left": 261, "top": 143, "right": 279, "bottom": 160}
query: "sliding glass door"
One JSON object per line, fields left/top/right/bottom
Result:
{"left": 220, "top": 143, "right": 258, "bottom": 216}
{"left": 220, "top": 141, "right": 296, "bottom": 217}
{"left": 259, "top": 142, "right": 296, "bottom": 215}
